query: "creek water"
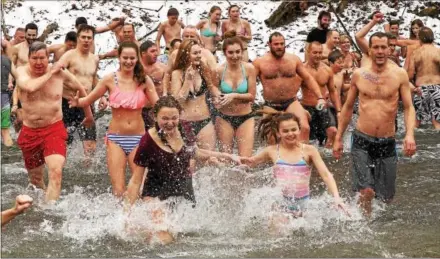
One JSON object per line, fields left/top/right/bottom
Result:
{"left": 1, "top": 115, "right": 439, "bottom": 258}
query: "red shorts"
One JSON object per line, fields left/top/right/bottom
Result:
{"left": 17, "top": 120, "right": 68, "bottom": 169}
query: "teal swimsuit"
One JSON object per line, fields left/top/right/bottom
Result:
{"left": 201, "top": 21, "right": 218, "bottom": 37}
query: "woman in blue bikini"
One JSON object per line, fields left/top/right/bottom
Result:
{"left": 212, "top": 36, "right": 256, "bottom": 156}
{"left": 196, "top": 6, "right": 222, "bottom": 55}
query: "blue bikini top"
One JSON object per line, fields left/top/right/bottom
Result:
{"left": 220, "top": 64, "right": 248, "bottom": 94}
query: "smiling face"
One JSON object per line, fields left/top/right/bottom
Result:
{"left": 277, "top": 119, "right": 301, "bottom": 145}
{"left": 25, "top": 29, "right": 38, "bottom": 45}
{"left": 331, "top": 57, "right": 345, "bottom": 73}
{"left": 119, "top": 47, "right": 138, "bottom": 72}
{"left": 189, "top": 44, "right": 202, "bottom": 66}
{"left": 224, "top": 43, "right": 242, "bottom": 65}
{"left": 340, "top": 38, "right": 351, "bottom": 52}
{"left": 156, "top": 106, "right": 180, "bottom": 134}
{"left": 390, "top": 24, "right": 399, "bottom": 36}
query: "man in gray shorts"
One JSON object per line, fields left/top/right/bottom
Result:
{"left": 407, "top": 27, "right": 440, "bottom": 129}
{"left": 333, "top": 32, "right": 417, "bottom": 217}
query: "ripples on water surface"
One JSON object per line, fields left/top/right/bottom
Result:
{"left": 1, "top": 117, "right": 439, "bottom": 258}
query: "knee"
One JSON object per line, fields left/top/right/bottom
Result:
{"left": 29, "top": 173, "right": 44, "bottom": 185}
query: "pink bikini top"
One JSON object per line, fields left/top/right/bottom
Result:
{"left": 108, "top": 72, "right": 147, "bottom": 109}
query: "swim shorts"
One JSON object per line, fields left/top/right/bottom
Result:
{"left": 351, "top": 130, "right": 397, "bottom": 201}
{"left": 62, "top": 98, "right": 96, "bottom": 144}
{"left": 302, "top": 105, "right": 337, "bottom": 144}
{"left": 1, "top": 92, "right": 10, "bottom": 129}
{"left": 17, "top": 120, "right": 67, "bottom": 169}
{"left": 413, "top": 84, "right": 440, "bottom": 122}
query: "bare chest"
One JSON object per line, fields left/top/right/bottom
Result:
{"left": 306, "top": 67, "right": 330, "bottom": 86}
{"left": 68, "top": 57, "right": 97, "bottom": 78}
{"left": 260, "top": 61, "right": 296, "bottom": 79}
{"left": 357, "top": 72, "right": 400, "bottom": 99}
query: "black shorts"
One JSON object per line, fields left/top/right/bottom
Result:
{"left": 62, "top": 98, "right": 97, "bottom": 144}
{"left": 351, "top": 130, "right": 397, "bottom": 201}
{"left": 303, "top": 105, "right": 337, "bottom": 144}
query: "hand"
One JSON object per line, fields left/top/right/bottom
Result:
{"left": 239, "top": 156, "right": 255, "bottom": 166}
{"left": 334, "top": 198, "right": 351, "bottom": 217}
{"left": 98, "top": 96, "right": 108, "bottom": 111}
{"left": 403, "top": 134, "right": 416, "bottom": 157}
{"left": 228, "top": 154, "right": 241, "bottom": 165}
{"left": 413, "top": 87, "right": 422, "bottom": 96}
{"left": 11, "top": 105, "right": 18, "bottom": 115}
{"left": 119, "top": 16, "right": 126, "bottom": 25}
{"left": 316, "top": 98, "right": 327, "bottom": 110}
{"left": 8, "top": 82, "right": 14, "bottom": 91}
{"left": 68, "top": 91, "right": 80, "bottom": 108}
{"left": 185, "top": 66, "right": 195, "bottom": 80}
{"left": 13, "top": 195, "right": 33, "bottom": 215}
{"left": 218, "top": 94, "right": 235, "bottom": 107}
{"left": 81, "top": 115, "right": 94, "bottom": 128}
{"left": 372, "top": 12, "right": 384, "bottom": 23}
{"left": 98, "top": 54, "right": 106, "bottom": 60}
{"left": 333, "top": 137, "right": 343, "bottom": 160}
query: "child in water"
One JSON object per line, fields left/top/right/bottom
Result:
{"left": 240, "top": 112, "right": 349, "bottom": 230}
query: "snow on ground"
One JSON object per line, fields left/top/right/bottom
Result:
{"left": 3, "top": 1, "right": 439, "bottom": 80}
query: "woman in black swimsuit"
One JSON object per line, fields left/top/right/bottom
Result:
{"left": 170, "top": 39, "right": 216, "bottom": 151}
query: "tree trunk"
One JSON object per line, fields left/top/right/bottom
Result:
{"left": 264, "top": 1, "right": 317, "bottom": 29}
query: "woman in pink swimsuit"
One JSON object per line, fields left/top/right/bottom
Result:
{"left": 69, "top": 42, "right": 159, "bottom": 198}
{"left": 241, "top": 112, "right": 348, "bottom": 228}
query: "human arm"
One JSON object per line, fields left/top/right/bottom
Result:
{"left": 239, "top": 147, "right": 272, "bottom": 168}
{"left": 195, "top": 148, "right": 240, "bottom": 164}
{"left": 333, "top": 71, "right": 359, "bottom": 159}
{"left": 399, "top": 70, "right": 416, "bottom": 157}
{"left": 196, "top": 20, "right": 206, "bottom": 30}
{"left": 95, "top": 17, "right": 125, "bottom": 34}
{"left": 47, "top": 43, "right": 64, "bottom": 55}
{"left": 170, "top": 69, "right": 193, "bottom": 101}
{"left": 98, "top": 48, "right": 118, "bottom": 60}
{"left": 16, "top": 64, "right": 63, "bottom": 93}
{"left": 296, "top": 58, "right": 325, "bottom": 102}
{"left": 238, "top": 20, "right": 252, "bottom": 42}
{"left": 355, "top": 13, "right": 383, "bottom": 55}
{"left": 11, "top": 87, "right": 19, "bottom": 114}
{"left": 327, "top": 69, "right": 342, "bottom": 112}
{"left": 69, "top": 75, "right": 109, "bottom": 108}
{"left": 1, "top": 195, "right": 33, "bottom": 227}
{"left": 407, "top": 49, "right": 416, "bottom": 80}
{"left": 155, "top": 23, "right": 165, "bottom": 51}
{"left": 144, "top": 75, "right": 159, "bottom": 106}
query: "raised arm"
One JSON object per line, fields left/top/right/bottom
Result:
{"left": 355, "top": 13, "right": 383, "bottom": 55}
{"left": 95, "top": 17, "right": 124, "bottom": 34}
{"left": 98, "top": 48, "right": 118, "bottom": 60}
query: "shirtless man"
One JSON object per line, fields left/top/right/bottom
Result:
{"left": 48, "top": 31, "right": 77, "bottom": 62}
{"left": 99, "top": 24, "right": 139, "bottom": 60}
{"left": 155, "top": 8, "right": 185, "bottom": 54}
{"left": 328, "top": 49, "right": 351, "bottom": 106}
{"left": 408, "top": 27, "right": 440, "bottom": 129}
{"left": 15, "top": 42, "right": 92, "bottom": 201}
{"left": 322, "top": 30, "right": 339, "bottom": 63}
{"left": 140, "top": 40, "right": 167, "bottom": 129}
{"left": 9, "top": 28, "right": 25, "bottom": 46}
{"left": 333, "top": 32, "right": 416, "bottom": 217}
{"left": 10, "top": 23, "right": 38, "bottom": 67}
{"left": 301, "top": 42, "right": 342, "bottom": 147}
{"left": 253, "top": 32, "right": 326, "bottom": 142}
{"left": 58, "top": 25, "right": 98, "bottom": 158}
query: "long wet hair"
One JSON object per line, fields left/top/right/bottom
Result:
{"left": 153, "top": 96, "right": 193, "bottom": 152}
{"left": 410, "top": 19, "right": 424, "bottom": 40}
{"left": 258, "top": 111, "right": 301, "bottom": 143}
{"left": 117, "top": 41, "right": 146, "bottom": 84}
{"left": 173, "top": 39, "right": 212, "bottom": 86}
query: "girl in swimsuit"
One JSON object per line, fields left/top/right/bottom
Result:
{"left": 211, "top": 36, "right": 256, "bottom": 156}
{"left": 129, "top": 95, "right": 240, "bottom": 244}
{"left": 170, "top": 39, "right": 216, "bottom": 151}
{"left": 221, "top": 5, "right": 252, "bottom": 62}
{"left": 69, "top": 42, "right": 159, "bottom": 198}
{"left": 196, "top": 6, "right": 222, "bottom": 55}
{"left": 240, "top": 112, "right": 348, "bottom": 230}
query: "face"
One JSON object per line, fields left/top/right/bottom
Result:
{"left": 65, "top": 40, "right": 76, "bottom": 50}
{"left": 331, "top": 57, "right": 345, "bottom": 73}
{"left": 340, "top": 38, "right": 351, "bottom": 52}
{"left": 224, "top": 43, "right": 242, "bottom": 64}
{"left": 308, "top": 44, "right": 323, "bottom": 64}
{"left": 119, "top": 47, "right": 138, "bottom": 72}
{"left": 143, "top": 46, "right": 158, "bottom": 64}
{"left": 319, "top": 16, "right": 331, "bottom": 29}
{"left": 156, "top": 107, "right": 180, "bottom": 134}
{"left": 277, "top": 119, "right": 300, "bottom": 144}
{"left": 330, "top": 31, "right": 340, "bottom": 46}
{"left": 182, "top": 29, "right": 199, "bottom": 42}
{"left": 123, "top": 25, "right": 134, "bottom": 41}
{"left": 29, "top": 49, "right": 49, "bottom": 75}
{"left": 25, "top": 29, "right": 38, "bottom": 45}
{"left": 168, "top": 15, "right": 178, "bottom": 25}
{"left": 412, "top": 24, "right": 420, "bottom": 38}
{"left": 269, "top": 36, "right": 286, "bottom": 59}
{"left": 211, "top": 9, "right": 222, "bottom": 22}
{"left": 370, "top": 36, "right": 388, "bottom": 65}
{"left": 14, "top": 30, "right": 25, "bottom": 43}
{"left": 189, "top": 44, "right": 202, "bottom": 66}
{"left": 78, "top": 30, "right": 93, "bottom": 50}
{"left": 388, "top": 39, "right": 397, "bottom": 54}
{"left": 390, "top": 24, "right": 399, "bottom": 36}
{"left": 229, "top": 7, "right": 240, "bottom": 19}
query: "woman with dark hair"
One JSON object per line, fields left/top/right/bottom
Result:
{"left": 196, "top": 6, "right": 222, "bottom": 55}
{"left": 170, "top": 39, "right": 216, "bottom": 150}
{"left": 221, "top": 5, "right": 252, "bottom": 62}
{"left": 404, "top": 19, "right": 425, "bottom": 70}
{"left": 212, "top": 36, "right": 256, "bottom": 156}
{"left": 241, "top": 112, "right": 348, "bottom": 223}
{"left": 127, "top": 95, "right": 240, "bottom": 244}
{"left": 69, "top": 41, "right": 159, "bottom": 198}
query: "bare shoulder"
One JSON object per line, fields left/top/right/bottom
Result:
{"left": 303, "top": 144, "right": 319, "bottom": 161}
{"left": 171, "top": 69, "right": 183, "bottom": 78}
{"left": 243, "top": 61, "right": 255, "bottom": 71}
{"left": 157, "top": 62, "right": 167, "bottom": 70}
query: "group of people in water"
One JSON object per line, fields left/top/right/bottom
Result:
{"left": 1, "top": 3, "right": 439, "bottom": 242}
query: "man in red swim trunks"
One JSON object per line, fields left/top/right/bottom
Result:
{"left": 15, "top": 41, "right": 92, "bottom": 202}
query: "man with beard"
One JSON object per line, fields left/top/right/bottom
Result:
{"left": 253, "top": 32, "right": 326, "bottom": 142}
{"left": 10, "top": 23, "right": 39, "bottom": 67}
{"left": 333, "top": 32, "right": 416, "bottom": 217}
{"left": 305, "top": 11, "right": 331, "bottom": 61}
{"left": 140, "top": 40, "right": 167, "bottom": 129}
{"left": 300, "top": 42, "right": 341, "bottom": 147}
{"left": 408, "top": 27, "right": 440, "bottom": 129}
{"left": 15, "top": 42, "right": 91, "bottom": 202}
{"left": 57, "top": 25, "right": 96, "bottom": 160}
{"left": 48, "top": 31, "right": 77, "bottom": 62}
